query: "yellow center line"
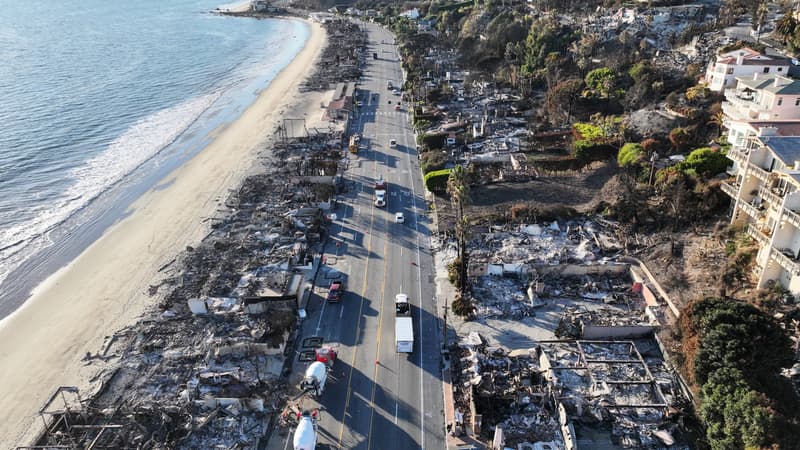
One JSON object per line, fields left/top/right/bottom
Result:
{"left": 366, "top": 214, "right": 390, "bottom": 449}
{"left": 337, "top": 156, "right": 379, "bottom": 449}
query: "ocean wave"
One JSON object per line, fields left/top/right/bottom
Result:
{"left": 0, "top": 90, "right": 222, "bottom": 286}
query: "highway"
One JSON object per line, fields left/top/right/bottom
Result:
{"left": 285, "top": 21, "right": 446, "bottom": 450}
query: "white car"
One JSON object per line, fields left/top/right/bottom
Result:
{"left": 374, "top": 192, "right": 386, "bottom": 207}
{"left": 395, "top": 212, "right": 405, "bottom": 223}
{"left": 389, "top": 139, "right": 397, "bottom": 148}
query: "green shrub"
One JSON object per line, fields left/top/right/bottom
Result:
{"left": 424, "top": 168, "right": 451, "bottom": 192}
{"left": 573, "top": 122, "right": 604, "bottom": 142}
{"left": 414, "top": 119, "right": 432, "bottom": 131}
{"left": 572, "top": 139, "right": 593, "bottom": 159}
{"left": 681, "top": 297, "right": 797, "bottom": 449}
{"left": 618, "top": 143, "right": 644, "bottom": 167}
{"left": 677, "top": 147, "right": 729, "bottom": 178}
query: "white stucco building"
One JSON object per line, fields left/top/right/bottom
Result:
{"left": 705, "top": 47, "right": 790, "bottom": 92}
{"left": 722, "top": 131, "right": 800, "bottom": 292}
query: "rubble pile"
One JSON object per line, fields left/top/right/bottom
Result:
{"left": 26, "top": 131, "right": 347, "bottom": 449}
{"left": 449, "top": 333, "right": 690, "bottom": 448}
{"left": 469, "top": 220, "right": 619, "bottom": 269}
{"left": 471, "top": 276, "right": 532, "bottom": 319}
{"left": 302, "top": 19, "right": 366, "bottom": 91}
{"left": 542, "top": 341, "right": 688, "bottom": 449}
{"left": 464, "top": 220, "right": 628, "bottom": 321}
{"left": 451, "top": 333, "right": 563, "bottom": 448}
{"left": 555, "top": 306, "right": 652, "bottom": 339}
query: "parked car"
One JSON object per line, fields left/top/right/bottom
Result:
{"left": 389, "top": 139, "right": 397, "bottom": 147}
{"left": 395, "top": 212, "right": 405, "bottom": 223}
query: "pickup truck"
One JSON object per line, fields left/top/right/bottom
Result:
{"left": 326, "top": 281, "right": 344, "bottom": 303}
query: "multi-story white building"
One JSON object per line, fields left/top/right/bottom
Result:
{"left": 722, "top": 74, "right": 800, "bottom": 122}
{"left": 705, "top": 47, "right": 790, "bottom": 92}
{"left": 722, "top": 129, "right": 800, "bottom": 292}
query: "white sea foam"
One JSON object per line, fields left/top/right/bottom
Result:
{"left": 0, "top": 91, "right": 222, "bottom": 287}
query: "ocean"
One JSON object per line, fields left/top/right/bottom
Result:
{"left": 0, "top": 0, "right": 308, "bottom": 315}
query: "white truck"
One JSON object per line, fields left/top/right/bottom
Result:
{"left": 293, "top": 410, "right": 317, "bottom": 450}
{"left": 299, "top": 361, "right": 328, "bottom": 397}
{"left": 395, "top": 293, "right": 414, "bottom": 353}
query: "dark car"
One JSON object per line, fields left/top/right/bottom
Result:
{"left": 327, "top": 281, "right": 344, "bottom": 302}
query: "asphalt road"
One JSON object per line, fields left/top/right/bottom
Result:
{"left": 284, "top": 22, "right": 445, "bottom": 450}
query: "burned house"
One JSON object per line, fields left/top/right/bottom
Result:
{"left": 451, "top": 334, "right": 691, "bottom": 449}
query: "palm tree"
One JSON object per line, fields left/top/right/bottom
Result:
{"left": 708, "top": 111, "right": 726, "bottom": 138}
{"left": 447, "top": 165, "right": 470, "bottom": 295}
{"left": 776, "top": 11, "right": 798, "bottom": 43}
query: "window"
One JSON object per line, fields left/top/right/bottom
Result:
{"left": 795, "top": 98, "right": 800, "bottom": 106}
{"left": 727, "top": 67, "right": 734, "bottom": 74}
{"left": 764, "top": 67, "right": 770, "bottom": 73}
{"left": 778, "top": 98, "right": 783, "bottom": 106}
{"left": 778, "top": 67, "right": 784, "bottom": 72}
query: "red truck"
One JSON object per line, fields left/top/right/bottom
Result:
{"left": 327, "top": 281, "right": 344, "bottom": 303}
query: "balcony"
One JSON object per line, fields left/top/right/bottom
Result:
{"left": 747, "top": 223, "right": 771, "bottom": 245}
{"left": 739, "top": 200, "right": 763, "bottom": 220}
{"left": 724, "top": 89, "right": 756, "bottom": 106}
{"left": 721, "top": 180, "right": 740, "bottom": 198}
{"left": 758, "top": 185, "right": 784, "bottom": 209}
{"left": 782, "top": 207, "right": 800, "bottom": 229}
{"left": 727, "top": 147, "right": 749, "bottom": 165}
{"left": 770, "top": 247, "right": 800, "bottom": 276}
{"left": 747, "top": 163, "right": 770, "bottom": 182}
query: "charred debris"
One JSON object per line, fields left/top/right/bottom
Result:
{"left": 21, "top": 131, "right": 349, "bottom": 449}
{"left": 451, "top": 334, "right": 691, "bottom": 449}
{"left": 442, "top": 219, "right": 694, "bottom": 448}
{"left": 301, "top": 18, "right": 367, "bottom": 92}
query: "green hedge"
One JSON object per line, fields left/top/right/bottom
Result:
{"left": 424, "top": 168, "right": 451, "bottom": 192}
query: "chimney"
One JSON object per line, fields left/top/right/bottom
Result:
{"left": 774, "top": 76, "right": 792, "bottom": 87}
{"left": 737, "top": 52, "right": 745, "bottom": 65}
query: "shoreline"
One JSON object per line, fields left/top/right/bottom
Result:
{"left": 0, "top": 18, "right": 327, "bottom": 448}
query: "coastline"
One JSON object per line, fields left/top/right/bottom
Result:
{"left": 0, "top": 18, "right": 327, "bottom": 448}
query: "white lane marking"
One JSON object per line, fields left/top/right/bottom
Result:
{"left": 315, "top": 287, "right": 328, "bottom": 335}
{"left": 284, "top": 428, "right": 292, "bottom": 450}
{"left": 403, "top": 106, "right": 427, "bottom": 450}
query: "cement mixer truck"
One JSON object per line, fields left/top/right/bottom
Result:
{"left": 292, "top": 410, "right": 318, "bottom": 450}
{"left": 300, "top": 361, "right": 328, "bottom": 397}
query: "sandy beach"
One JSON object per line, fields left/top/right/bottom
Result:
{"left": 0, "top": 18, "right": 327, "bottom": 448}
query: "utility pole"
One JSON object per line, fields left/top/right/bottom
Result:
{"left": 648, "top": 153, "right": 657, "bottom": 186}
